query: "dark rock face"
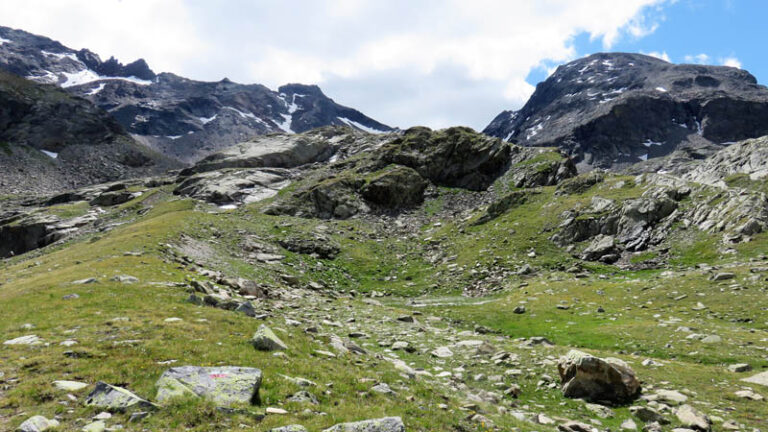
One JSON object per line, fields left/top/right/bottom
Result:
{"left": 0, "top": 26, "right": 392, "bottom": 164}
{"left": 484, "top": 53, "right": 768, "bottom": 171}
{"left": 0, "top": 70, "right": 178, "bottom": 194}
{"left": 360, "top": 165, "right": 427, "bottom": 209}
{"left": 380, "top": 126, "right": 511, "bottom": 190}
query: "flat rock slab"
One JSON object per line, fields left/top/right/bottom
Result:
{"left": 4, "top": 335, "right": 43, "bottom": 345}
{"left": 53, "top": 380, "right": 89, "bottom": 391}
{"left": 156, "top": 366, "right": 262, "bottom": 407}
{"left": 17, "top": 415, "right": 60, "bottom": 432}
{"left": 85, "top": 382, "right": 157, "bottom": 412}
{"left": 323, "top": 417, "right": 405, "bottom": 432}
{"left": 742, "top": 371, "right": 768, "bottom": 387}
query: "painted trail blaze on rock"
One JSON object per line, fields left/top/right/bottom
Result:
{"left": 155, "top": 366, "right": 262, "bottom": 407}
{"left": 557, "top": 350, "right": 641, "bottom": 404}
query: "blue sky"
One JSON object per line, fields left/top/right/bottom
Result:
{"left": 1, "top": 0, "right": 765, "bottom": 130}
{"left": 529, "top": 0, "right": 767, "bottom": 85}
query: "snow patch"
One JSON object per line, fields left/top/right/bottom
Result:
{"left": 0, "top": 36, "right": 12, "bottom": 45}
{"left": 638, "top": 154, "right": 648, "bottom": 161}
{"left": 337, "top": 117, "right": 385, "bottom": 134}
{"left": 41, "top": 50, "right": 80, "bottom": 63}
{"left": 276, "top": 114, "right": 294, "bottom": 133}
{"left": 199, "top": 114, "right": 217, "bottom": 125}
{"left": 40, "top": 150, "right": 58, "bottom": 159}
{"left": 166, "top": 135, "right": 183, "bottom": 140}
{"left": 503, "top": 132, "right": 514, "bottom": 142}
{"left": 218, "top": 204, "right": 238, "bottom": 210}
{"left": 525, "top": 123, "right": 544, "bottom": 141}
{"left": 655, "top": 87, "right": 668, "bottom": 93}
{"left": 86, "top": 83, "right": 106, "bottom": 96}
{"left": 642, "top": 139, "right": 664, "bottom": 147}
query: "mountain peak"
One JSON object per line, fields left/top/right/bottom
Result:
{"left": 484, "top": 51, "right": 768, "bottom": 171}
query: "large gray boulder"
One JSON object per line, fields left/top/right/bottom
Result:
{"left": 155, "top": 366, "right": 262, "bottom": 406}
{"left": 84, "top": 382, "right": 157, "bottom": 412}
{"left": 557, "top": 350, "right": 641, "bottom": 403}
{"left": 323, "top": 417, "right": 405, "bottom": 432}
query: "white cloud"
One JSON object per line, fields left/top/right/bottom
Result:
{"left": 721, "top": 57, "right": 742, "bottom": 68}
{"left": 644, "top": 51, "right": 672, "bottom": 62}
{"left": 0, "top": 0, "right": 671, "bottom": 129}
{"left": 684, "top": 53, "right": 711, "bottom": 64}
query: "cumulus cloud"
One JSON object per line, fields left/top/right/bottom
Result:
{"left": 684, "top": 53, "right": 711, "bottom": 64}
{"left": 0, "top": 0, "right": 670, "bottom": 129}
{"left": 721, "top": 57, "right": 742, "bottom": 68}
{"left": 643, "top": 51, "right": 672, "bottom": 62}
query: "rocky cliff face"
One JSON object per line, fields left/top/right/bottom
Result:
{"left": 0, "top": 26, "right": 392, "bottom": 164}
{"left": 0, "top": 70, "right": 178, "bottom": 194}
{"left": 484, "top": 53, "right": 768, "bottom": 171}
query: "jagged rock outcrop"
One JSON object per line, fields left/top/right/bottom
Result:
{"left": 683, "top": 135, "right": 768, "bottom": 186}
{"left": 379, "top": 126, "right": 510, "bottom": 190}
{"left": 484, "top": 53, "right": 768, "bottom": 171}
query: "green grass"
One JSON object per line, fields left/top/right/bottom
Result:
{"left": 2, "top": 169, "right": 768, "bottom": 431}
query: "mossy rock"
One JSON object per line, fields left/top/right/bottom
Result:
{"left": 361, "top": 165, "right": 427, "bottom": 209}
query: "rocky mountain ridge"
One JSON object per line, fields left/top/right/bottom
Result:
{"left": 484, "top": 53, "right": 768, "bottom": 171}
{"left": 0, "top": 25, "right": 392, "bottom": 164}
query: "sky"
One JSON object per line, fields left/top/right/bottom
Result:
{"left": 0, "top": 0, "right": 764, "bottom": 130}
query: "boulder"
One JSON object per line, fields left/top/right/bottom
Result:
{"left": 557, "top": 350, "right": 641, "bottom": 403}
{"left": 155, "top": 366, "right": 262, "bottom": 406}
{"left": 17, "top": 415, "right": 59, "bottom": 432}
{"left": 675, "top": 405, "right": 711, "bottom": 432}
{"left": 251, "top": 325, "right": 288, "bottom": 351}
{"left": 84, "top": 382, "right": 156, "bottom": 412}
{"left": 269, "top": 426, "right": 308, "bottom": 432}
{"left": 322, "top": 417, "right": 405, "bottom": 432}
{"left": 174, "top": 168, "right": 291, "bottom": 205}
{"left": 742, "top": 371, "right": 768, "bottom": 387}
{"left": 360, "top": 165, "right": 427, "bottom": 208}
{"left": 380, "top": 126, "right": 510, "bottom": 191}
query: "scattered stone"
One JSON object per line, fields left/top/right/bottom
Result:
{"left": 653, "top": 389, "right": 688, "bottom": 405}
{"left": 742, "top": 371, "right": 768, "bottom": 387}
{"left": 630, "top": 406, "right": 668, "bottom": 424}
{"left": 430, "top": 346, "right": 454, "bottom": 358}
{"left": 17, "top": 415, "right": 60, "bottom": 432}
{"left": 585, "top": 403, "right": 615, "bottom": 418}
{"left": 267, "top": 407, "right": 288, "bottom": 415}
{"left": 557, "top": 350, "right": 641, "bottom": 403}
{"left": 621, "top": 419, "right": 638, "bottom": 431}
{"left": 53, "top": 380, "right": 88, "bottom": 391}
{"left": 81, "top": 420, "right": 106, "bottom": 432}
{"left": 164, "top": 317, "right": 183, "bottom": 323}
{"left": 84, "top": 382, "right": 157, "bottom": 412}
{"left": 728, "top": 363, "right": 752, "bottom": 373}
{"left": 156, "top": 366, "right": 262, "bottom": 406}
{"left": 710, "top": 272, "right": 735, "bottom": 281}
{"left": 72, "top": 278, "right": 98, "bottom": 284}
{"left": 322, "top": 416, "right": 405, "bottom": 432}
{"left": 675, "top": 405, "right": 711, "bottom": 432}
{"left": 513, "top": 305, "right": 526, "bottom": 314}
{"left": 62, "top": 293, "right": 80, "bottom": 300}
{"left": 252, "top": 325, "right": 288, "bottom": 351}
{"left": 734, "top": 389, "right": 763, "bottom": 401}
{"left": 287, "top": 390, "right": 319, "bottom": 405}
{"left": 396, "top": 315, "right": 414, "bottom": 323}
{"left": 269, "top": 426, "right": 308, "bottom": 432}
{"left": 700, "top": 335, "right": 721, "bottom": 344}
{"left": 371, "top": 383, "right": 395, "bottom": 395}
{"left": 4, "top": 335, "right": 43, "bottom": 345}
{"left": 111, "top": 275, "right": 139, "bottom": 284}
